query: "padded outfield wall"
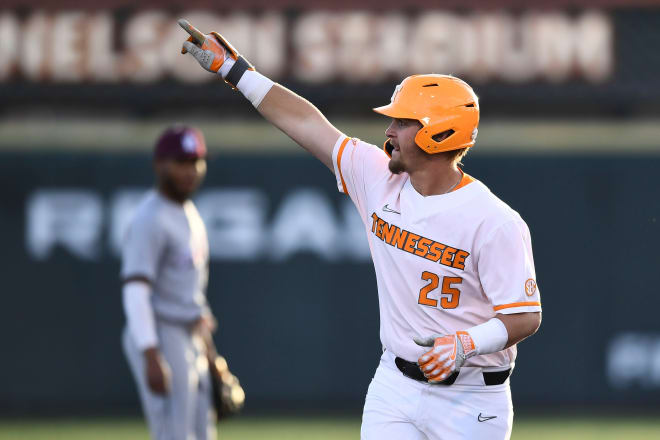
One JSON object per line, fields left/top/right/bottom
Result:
{"left": 0, "top": 150, "right": 658, "bottom": 415}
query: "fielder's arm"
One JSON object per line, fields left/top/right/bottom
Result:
{"left": 122, "top": 279, "right": 171, "bottom": 394}
{"left": 178, "top": 19, "right": 341, "bottom": 171}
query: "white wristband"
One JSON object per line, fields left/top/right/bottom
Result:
{"left": 217, "top": 56, "right": 274, "bottom": 108}
{"left": 466, "top": 318, "right": 509, "bottom": 355}
{"left": 122, "top": 281, "right": 158, "bottom": 350}
{"left": 235, "top": 70, "right": 275, "bottom": 108}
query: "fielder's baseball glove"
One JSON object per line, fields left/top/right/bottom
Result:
{"left": 209, "top": 354, "right": 245, "bottom": 420}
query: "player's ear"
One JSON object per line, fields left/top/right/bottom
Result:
{"left": 195, "top": 159, "right": 208, "bottom": 176}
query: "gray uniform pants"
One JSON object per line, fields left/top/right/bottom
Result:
{"left": 123, "top": 321, "right": 216, "bottom": 440}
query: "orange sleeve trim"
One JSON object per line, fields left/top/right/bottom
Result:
{"left": 337, "top": 137, "right": 351, "bottom": 196}
{"left": 451, "top": 171, "right": 476, "bottom": 192}
{"left": 493, "top": 301, "right": 541, "bottom": 311}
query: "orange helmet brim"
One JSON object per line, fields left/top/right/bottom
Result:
{"left": 373, "top": 103, "right": 419, "bottom": 121}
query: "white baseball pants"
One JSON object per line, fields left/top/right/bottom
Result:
{"left": 123, "top": 322, "right": 216, "bottom": 440}
{"left": 361, "top": 351, "right": 513, "bottom": 440}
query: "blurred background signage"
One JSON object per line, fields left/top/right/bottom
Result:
{"left": 0, "top": 9, "right": 611, "bottom": 84}
{"left": 3, "top": 3, "right": 659, "bottom": 118}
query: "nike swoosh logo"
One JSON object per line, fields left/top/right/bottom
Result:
{"left": 477, "top": 413, "right": 497, "bottom": 422}
{"left": 382, "top": 204, "right": 401, "bottom": 214}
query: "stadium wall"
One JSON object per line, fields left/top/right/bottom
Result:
{"left": 1, "top": 151, "right": 658, "bottom": 415}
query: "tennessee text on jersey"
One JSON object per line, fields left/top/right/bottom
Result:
{"left": 370, "top": 212, "right": 469, "bottom": 270}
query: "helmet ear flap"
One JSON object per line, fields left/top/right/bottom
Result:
{"left": 415, "top": 124, "right": 458, "bottom": 154}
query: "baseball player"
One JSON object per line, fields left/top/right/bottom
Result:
{"left": 121, "top": 126, "right": 217, "bottom": 440}
{"left": 179, "top": 19, "right": 541, "bottom": 439}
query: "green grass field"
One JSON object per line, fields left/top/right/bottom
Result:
{"left": 1, "top": 416, "right": 659, "bottom": 440}
{"left": 0, "top": 416, "right": 660, "bottom": 440}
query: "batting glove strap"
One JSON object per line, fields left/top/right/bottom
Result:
{"left": 456, "top": 330, "right": 478, "bottom": 362}
{"left": 225, "top": 56, "right": 255, "bottom": 89}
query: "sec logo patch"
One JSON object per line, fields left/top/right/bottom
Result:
{"left": 525, "top": 279, "right": 537, "bottom": 296}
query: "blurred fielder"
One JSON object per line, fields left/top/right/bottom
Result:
{"left": 121, "top": 126, "right": 217, "bottom": 440}
{"left": 179, "top": 18, "right": 542, "bottom": 439}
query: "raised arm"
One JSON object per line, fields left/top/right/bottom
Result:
{"left": 256, "top": 85, "right": 341, "bottom": 170}
{"left": 178, "top": 19, "right": 341, "bottom": 171}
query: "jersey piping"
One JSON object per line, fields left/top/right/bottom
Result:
{"left": 336, "top": 137, "right": 351, "bottom": 196}
{"left": 493, "top": 301, "right": 542, "bottom": 311}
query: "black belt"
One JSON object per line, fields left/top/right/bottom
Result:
{"left": 395, "top": 357, "right": 511, "bottom": 385}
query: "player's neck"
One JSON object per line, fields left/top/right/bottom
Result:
{"left": 408, "top": 163, "right": 463, "bottom": 197}
{"left": 157, "top": 185, "right": 187, "bottom": 205}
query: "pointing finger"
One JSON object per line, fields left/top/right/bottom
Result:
{"left": 178, "top": 18, "right": 205, "bottom": 45}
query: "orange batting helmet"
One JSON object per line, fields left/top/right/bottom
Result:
{"left": 373, "top": 74, "right": 479, "bottom": 157}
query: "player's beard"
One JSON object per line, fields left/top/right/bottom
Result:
{"left": 160, "top": 174, "right": 195, "bottom": 203}
{"left": 388, "top": 156, "right": 405, "bottom": 174}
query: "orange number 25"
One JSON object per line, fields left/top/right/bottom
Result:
{"left": 419, "top": 271, "right": 462, "bottom": 309}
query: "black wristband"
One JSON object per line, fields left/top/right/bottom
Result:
{"left": 225, "top": 56, "right": 253, "bottom": 88}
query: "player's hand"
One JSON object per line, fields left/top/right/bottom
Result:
{"left": 195, "top": 311, "right": 217, "bottom": 334}
{"left": 195, "top": 312, "right": 219, "bottom": 357}
{"left": 413, "top": 331, "right": 477, "bottom": 383}
{"left": 178, "top": 18, "right": 239, "bottom": 74}
{"left": 144, "top": 347, "right": 171, "bottom": 395}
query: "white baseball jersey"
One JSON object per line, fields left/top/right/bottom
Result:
{"left": 332, "top": 136, "right": 541, "bottom": 370}
{"left": 121, "top": 190, "right": 210, "bottom": 324}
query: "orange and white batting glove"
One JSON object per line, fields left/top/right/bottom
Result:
{"left": 178, "top": 19, "right": 254, "bottom": 88}
{"left": 414, "top": 331, "right": 478, "bottom": 383}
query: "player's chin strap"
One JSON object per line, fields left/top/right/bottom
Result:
{"left": 383, "top": 139, "right": 394, "bottom": 158}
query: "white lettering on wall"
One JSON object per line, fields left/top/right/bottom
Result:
{"left": 270, "top": 189, "right": 339, "bottom": 261}
{"left": 196, "top": 188, "right": 269, "bottom": 260}
{"left": 20, "top": 12, "right": 49, "bottom": 81}
{"left": 26, "top": 190, "right": 103, "bottom": 260}
{"left": 337, "top": 12, "right": 384, "bottom": 82}
{"left": 123, "top": 10, "right": 168, "bottom": 82}
{"left": 340, "top": 199, "right": 371, "bottom": 261}
{"left": 0, "top": 9, "right": 612, "bottom": 84}
{"left": 51, "top": 11, "right": 86, "bottom": 82}
{"left": 253, "top": 12, "right": 286, "bottom": 78}
{"left": 575, "top": 10, "right": 613, "bottom": 82}
{"left": 607, "top": 333, "right": 660, "bottom": 389}
{"left": 291, "top": 10, "right": 613, "bottom": 84}
{"left": 293, "top": 12, "right": 335, "bottom": 83}
{"left": 108, "top": 188, "right": 149, "bottom": 257}
{"left": 409, "top": 12, "right": 458, "bottom": 77}
{"left": 87, "top": 12, "right": 119, "bottom": 82}
{"left": 0, "top": 14, "right": 18, "bottom": 80}
{"left": 25, "top": 187, "right": 370, "bottom": 262}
